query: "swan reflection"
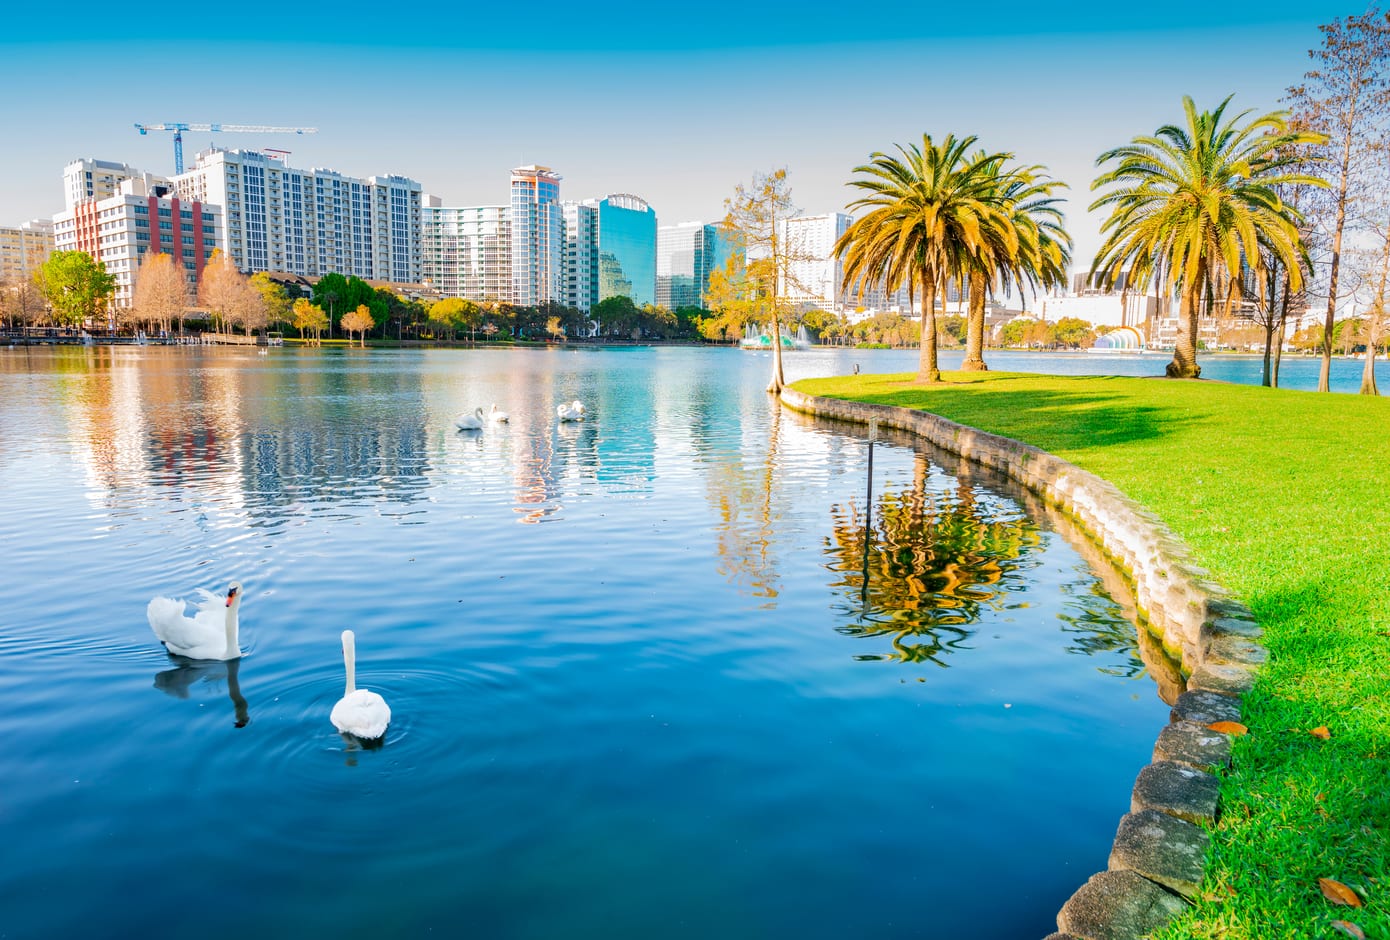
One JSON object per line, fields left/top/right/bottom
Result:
{"left": 153, "top": 655, "right": 250, "bottom": 727}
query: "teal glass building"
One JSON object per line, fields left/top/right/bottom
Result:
{"left": 596, "top": 194, "right": 657, "bottom": 307}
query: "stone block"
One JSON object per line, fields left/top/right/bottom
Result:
{"left": 1204, "top": 616, "right": 1263, "bottom": 641}
{"left": 1205, "top": 596, "right": 1252, "bottom": 620}
{"left": 1187, "top": 663, "right": 1256, "bottom": 697}
{"left": 1131, "top": 760, "right": 1221, "bottom": 826}
{"left": 1171, "top": 689, "right": 1242, "bottom": 726}
{"left": 1108, "top": 810, "right": 1210, "bottom": 899}
{"left": 1154, "top": 720, "right": 1232, "bottom": 773}
{"left": 1056, "top": 869, "right": 1190, "bottom": 940}
{"left": 1203, "top": 635, "right": 1267, "bottom": 667}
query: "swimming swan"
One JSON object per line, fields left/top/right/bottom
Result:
{"left": 147, "top": 581, "right": 243, "bottom": 661}
{"left": 455, "top": 407, "right": 486, "bottom": 431}
{"left": 488, "top": 404, "right": 510, "bottom": 423}
{"left": 557, "top": 400, "right": 586, "bottom": 422}
{"left": 330, "top": 630, "right": 391, "bottom": 741}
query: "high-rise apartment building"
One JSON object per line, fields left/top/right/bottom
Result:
{"left": 509, "top": 165, "right": 563, "bottom": 306}
{"left": 0, "top": 219, "right": 55, "bottom": 283}
{"left": 175, "top": 149, "right": 421, "bottom": 282}
{"left": 562, "top": 201, "right": 598, "bottom": 313}
{"left": 63, "top": 159, "right": 168, "bottom": 211}
{"left": 421, "top": 197, "right": 511, "bottom": 301}
{"left": 656, "top": 221, "right": 731, "bottom": 310}
{"left": 594, "top": 194, "right": 657, "bottom": 307}
{"left": 52, "top": 175, "right": 221, "bottom": 309}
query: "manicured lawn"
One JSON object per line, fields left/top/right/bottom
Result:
{"left": 796, "top": 370, "right": 1389, "bottom": 939}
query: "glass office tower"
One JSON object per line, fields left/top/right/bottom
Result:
{"left": 656, "top": 221, "right": 733, "bottom": 310}
{"left": 595, "top": 194, "right": 657, "bottom": 307}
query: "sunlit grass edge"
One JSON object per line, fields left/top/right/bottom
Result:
{"left": 794, "top": 370, "right": 1390, "bottom": 938}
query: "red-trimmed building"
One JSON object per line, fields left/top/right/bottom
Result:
{"left": 52, "top": 174, "right": 222, "bottom": 310}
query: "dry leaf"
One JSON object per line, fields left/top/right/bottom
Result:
{"left": 1319, "top": 878, "right": 1363, "bottom": 908}
{"left": 1330, "top": 920, "right": 1365, "bottom": 939}
{"left": 1310, "top": 726, "right": 1332, "bottom": 739}
{"left": 1208, "top": 720, "right": 1248, "bottom": 735}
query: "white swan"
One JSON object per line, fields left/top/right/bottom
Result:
{"left": 455, "top": 407, "right": 485, "bottom": 431}
{"left": 147, "top": 581, "right": 243, "bottom": 661}
{"left": 488, "top": 404, "right": 509, "bottom": 423}
{"left": 330, "top": 630, "right": 391, "bottom": 741}
{"left": 557, "top": 400, "right": 586, "bottom": 422}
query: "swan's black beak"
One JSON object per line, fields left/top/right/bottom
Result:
{"left": 226, "top": 587, "right": 239, "bottom": 607}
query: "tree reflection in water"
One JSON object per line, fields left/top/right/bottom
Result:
{"left": 825, "top": 453, "right": 1043, "bottom": 665}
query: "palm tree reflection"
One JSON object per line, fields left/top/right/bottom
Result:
{"left": 825, "top": 453, "right": 1042, "bottom": 665}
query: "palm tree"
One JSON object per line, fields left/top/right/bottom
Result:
{"left": 1091, "top": 95, "right": 1323, "bottom": 378}
{"left": 963, "top": 162, "right": 1071, "bottom": 370}
{"left": 836, "top": 135, "right": 1018, "bottom": 383}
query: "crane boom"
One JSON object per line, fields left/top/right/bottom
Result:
{"left": 134, "top": 123, "right": 318, "bottom": 173}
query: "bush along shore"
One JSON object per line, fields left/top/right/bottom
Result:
{"left": 792, "top": 370, "right": 1389, "bottom": 940}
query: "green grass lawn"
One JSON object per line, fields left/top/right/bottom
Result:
{"left": 796, "top": 370, "right": 1389, "bottom": 939}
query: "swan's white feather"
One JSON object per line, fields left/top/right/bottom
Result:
{"left": 147, "top": 590, "right": 240, "bottom": 661}
{"left": 331, "top": 689, "right": 391, "bottom": 740}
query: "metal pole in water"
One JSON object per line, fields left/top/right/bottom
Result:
{"left": 861, "top": 418, "right": 878, "bottom": 606}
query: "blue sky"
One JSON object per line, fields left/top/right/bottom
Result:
{"left": 0, "top": 2, "right": 1358, "bottom": 274}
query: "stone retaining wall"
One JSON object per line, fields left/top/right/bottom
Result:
{"left": 780, "top": 387, "right": 1265, "bottom": 940}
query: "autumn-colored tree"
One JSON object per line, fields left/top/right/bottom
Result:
{"left": 36, "top": 250, "right": 116, "bottom": 328}
{"left": 250, "top": 273, "right": 292, "bottom": 330}
{"left": 1, "top": 274, "right": 46, "bottom": 328}
{"left": 341, "top": 304, "right": 375, "bottom": 347}
{"left": 1288, "top": 8, "right": 1390, "bottom": 391}
{"left": 198, "top": 250, "right": 243, "bottom": 333}
{"left": 292, "top": 297, "right": 328, "bottom": 345}
{"left": 721, "top": 168, "right": 812, "bottom": 393}
{"left": 132, "top": 252, "right": 188, "bottom": 334}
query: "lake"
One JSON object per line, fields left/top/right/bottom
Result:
{"left": 0, "top": 344, "right": 1203, "bottom": 938}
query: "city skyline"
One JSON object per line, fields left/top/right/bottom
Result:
{"left": 0, "top": 5, "right": 1361, "bottom": 281}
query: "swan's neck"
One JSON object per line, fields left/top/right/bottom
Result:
{"left": 343, "top": 636, "right": 357, "bottom": 696}
{"left": 224, "top": 599, "right": 240, "bottom": 657}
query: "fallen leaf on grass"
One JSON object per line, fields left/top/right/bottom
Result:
{"left": 1319, "top": 878, "right": 1363, "bottom": 908}
{"left": 1330, "top": 920, "right": 1365, "bottom": 938}
{"left": 1310, "top": 726, "right": 1332, "bottom": 739}
{"left": 1208, "top": 721, "right": 1248, "bottom": 735}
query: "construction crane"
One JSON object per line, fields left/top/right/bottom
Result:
{"left": 133, "top": 123, "right": 318, "bottom": 174}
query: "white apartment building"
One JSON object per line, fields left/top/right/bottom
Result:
{"left": 762, "top": 212, "right": 910, "bottom": 314}
{"left": 562, "top": 201, "right": 598, "bottom": 313}
{"left": 1039, "top": 293, "right": 1158, "bottom": 329}
{"left": 174, "top": 148, "right": 422, "bottom": 282}
{"left": 0, "top": 219, "right": 54, "bottom": 283}
{"left": 510, "top": 165, "right": 564, "bottom": 307}
{"left": 52, "top": 175, "right": 221, "bottom": 309}
{"left": 420, "top": 197, "right": 511, "bottom": 301}
{"left": 63, "top": 158, "right": 170, "bottom": 211}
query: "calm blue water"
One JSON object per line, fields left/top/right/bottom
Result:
{"left": 0, "top": 346, "right": 1178, "bottom": 939}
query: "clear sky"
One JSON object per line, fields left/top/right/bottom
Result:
{"left": 0, "top": 1, "right": 1359, "bottom": 274}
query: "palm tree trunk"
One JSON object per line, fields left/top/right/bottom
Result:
{"left": 918, "top": 271, "right": 941, "bottom": 383}
{"left": 962, "top": 268, "right": 988, "bottom": 371}
{"left": 1167, "top": 280, "right": 1202, "bottom": 378}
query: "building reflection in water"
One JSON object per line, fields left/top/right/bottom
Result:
{"left": 44, "top": 348, "right": 431, "bottom": 522}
